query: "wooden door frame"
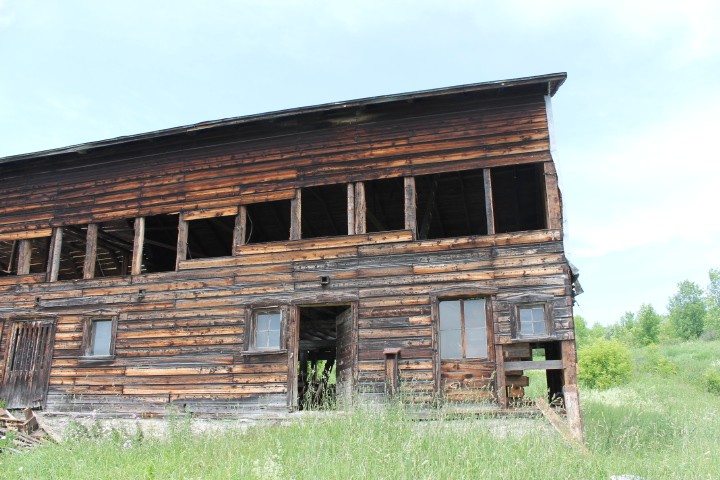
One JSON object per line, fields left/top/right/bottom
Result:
{"left": 287, "top": 302, "right": 358, "bottom": 410}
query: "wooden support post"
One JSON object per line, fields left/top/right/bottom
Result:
{"left": 131, "top": 217, "right": 144, "bottom": 275}
{"left": 47, "top": 227, "right": 63, "bottom": 282}
{"left": 384, "top": 348, "right": 401, "bottom": 399}
{"left": 16, "top": 239, "right": 32, "bottom": 275}
{"left": 494, "top": 344, "right": 507, "bottom": 407}
{"left": 354, "top": 182, "right": 366, "bottom": 234}
{"left": 561, "top": 340, "right": 583, "bottom": 441}
{"left": 483, "top": 169, "right": 495, "bottom": 235}
{"left": 290, "top": 189, "right": 301, "bottom": 240}
{"left": 232, "top": 205, "right": 247, "bottom": 254}
{"left": 404, "top": 177, "right": 417, "bottom": 239}
{"left": 175, "top": 213, "right": 188, "bottom": 270}
{"left": 83, "top": 224, "right": 98, "bottom": 279}
{"left": 347, "top": 183, "right": 356, "bottom": 235}
{"left": 544, "top": 162, "right": 563, "bottom": 231}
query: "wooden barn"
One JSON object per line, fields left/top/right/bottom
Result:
{"left": 0, "top": 73, "right": 581, "bottom": 424}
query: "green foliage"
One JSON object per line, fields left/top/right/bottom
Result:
{"left": 668, "top": 280, "right": 706, "bottom": 340}
{"left": 573, "top": 315, "right": 606, "bottom": 348}
{"left": 705, "top": 369, "right": 720, "bottom": 395}
{"left": 635, "top": 303, "right": 661, "bottom": 345}
{"left": 642, "top": 345, "right": 678, "bottom": 376}
{"left": 578, "top": 339, "right": 632, "bottom": 389}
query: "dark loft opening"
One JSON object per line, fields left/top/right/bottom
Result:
{"left": 142, "top": 214, "right": 178, "bottom": 273}
{"left": 186, "top": 216, "right": 235, "bottom": 259}
{"left": 415, "top": 169, "right": 488, "bottom": 240}
{"left": 297, "top": 304, "right": 353, "bottom": 410}
{"left": 301, "top": 184, "right": 347, "bottom": 239}
{"left": 0, "top": 237, "right": 50, "bottom": 276}
{"left": 0, "top": 241, "right": 19, "bottom": 275}
{"left": 245, "top": 199, "right": 291, "bottom": 244}
{"left": 492, "top": 163, "right": 546, "bottom": 233}
{"left": 28, "top": 237, "right": 50, "bottom": 274}
{"left": 94, "top": 220, "right": 136, "bottom": 278}
{"left": 365, "top": 177, "right": 405, "bottom": 232}
{"left": 58, "top": 225, "right": 89, "bottom": 280}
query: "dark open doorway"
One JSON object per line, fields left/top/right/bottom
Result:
{"left": 295, "top": 305, "right": 354, "bottom": 410}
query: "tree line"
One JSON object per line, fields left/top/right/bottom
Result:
{"left": 575, "top": 268, "right": 720, "bottom": 347}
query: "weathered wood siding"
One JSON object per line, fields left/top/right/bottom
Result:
{"left": 0, "top": 95, "right": 549, "bottom": 235}
{"left": 0, "top": 229, "right": 571, "bottom": 413}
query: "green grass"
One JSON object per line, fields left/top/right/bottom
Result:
{"left": 2, "top": 341, "right": 719, "bottom": 479}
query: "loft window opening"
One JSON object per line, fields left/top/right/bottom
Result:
{"left": 245, "top": 200, "right": 291, "bottom": 244}
{"left": 92, "top": 220, "right": 135, "bottom": 278}
{"left": 0, "top": 236, "right": 50, "bottom": 276}
{"left": 438, "top": 298, "right": 489, "bottom": 359}
{"left": 491, "top": 163, "right": 546, "bottom": 233}
{"left": 415, "top": 169, "right": 488, "bottom": 240}
{"left": 142, "top": 214, "right": 178, "bottom": 273}
{"left": 364, "top": 177, "right": 405, "bottom": 233}
{"left": 186, "top": 216, "right": 235, "bottom": 259}
{"left": 301, "top": 184, "right": 347, "bottom": 239}
{"left": 57, "top": 225, "right": 89, "bottom": 280}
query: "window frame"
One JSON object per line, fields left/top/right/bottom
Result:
{"left": 510, "top": 298, "right": 554, "bottom": 340}
{"left": 246, "top": 307, "right": 286, "bottom": 352}
{"left": 435, "top": 295, "right": 493, "bottom": 361}
{"left": 80, "top": 315, "right": 118, "bottom": 360}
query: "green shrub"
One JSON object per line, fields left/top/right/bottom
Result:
{"left": 578, "top": 339, "right": 632, "bottom": 389}
{"left": 643, "top": 345, "right": 679, "bottom": 376}
{"left": 705, "top": 369, "right": 720, "bottom": 395}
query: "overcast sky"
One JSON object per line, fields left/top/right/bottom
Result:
{"left": 1, "top": 0, "right": 718, "bottom": 326}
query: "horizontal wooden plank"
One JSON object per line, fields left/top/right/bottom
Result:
{"left": 503, "top": 360, "right": 564, "bottom": 370}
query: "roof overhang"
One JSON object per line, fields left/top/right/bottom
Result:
{"left": 0, "top": 72, "right": 566, "bottom": 166}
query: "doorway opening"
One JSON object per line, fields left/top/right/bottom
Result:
{"left": 296, "top": 304, "right": 353, "bottom": 410}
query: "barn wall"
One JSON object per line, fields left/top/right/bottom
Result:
{"left": 0, "top": 229, "right": 571, "bottom": 413}
{"left": 0, "top": 94, "right": 549, "bottom": 235}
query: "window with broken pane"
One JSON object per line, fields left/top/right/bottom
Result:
{"left": 252, "top": 310, "right": 282, "bottom": 350}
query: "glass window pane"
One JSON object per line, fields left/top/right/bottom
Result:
{"left": 268, "top": 328, "right": 281, "bottom": 349}
{"left": 465, "top": 327, "right": 488, "bottom": 358}
{"left": 255, "top": 331, "right": 269, "bottom": 349}
{"left": 440, "top": 328, "right": 462, "bottom": 359}
{"left": 519, "top": 306, "right": 546, "bottom": 335}
{"left": 91, "top": 320, "right": 112, "bottom": 356}
{"left": 463, "top": 299, "right": 486, "bottom": 327}
{"left": 255, "top": 311, "right": 281, "bottom": 349}
{"left": 439, "top": 301, "right": 461, "bottom": 331}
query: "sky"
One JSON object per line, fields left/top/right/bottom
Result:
{"left": 1, "top": 0, "right": 718, "bottom": 326}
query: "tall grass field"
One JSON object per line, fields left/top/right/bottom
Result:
{"left": 1, "top": 341, "right": 719, "bottom": 479}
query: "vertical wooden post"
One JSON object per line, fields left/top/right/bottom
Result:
{"left": 347, "top": 183, "right": 356, "bottom": 236}
{"left": 494, "top": 344, "right": 507, "bottom": 407}
{"left": 404, "top": 177, "right": 417, "bottom": 239}
{"left": 544, "top": 162, "right": 562, "bottom": 231}
{"left": 16, "top": 239, "right": 32, "bottom": 275}
{"left": 354, "top": 182, "right": 366, "bottom": 234}
{"left": 287, "top": 306, "right": 299, "bottom": 410}
{"left": 483, "top": 169, "right": 495, "bottom": 235}
{"left": 48, "top": 227, "right": 63, "bottom": 282}
{"left": 561, "top": 340, "right": 583, "bottom": 441}
{"left": 384, "top": 348, "right": 401, "bottom": 399}
{"left": 83, "top": 224, "right": 98, "bottom": 279}
{"left": 131, "top": 217, "right": 145, "bottom": 275}
{"left": 290, "top": 189, "right": 302, "bottom": 240}
{"left": 175, "top": 213, "right": 188, "bottom": 270}
{"left": 232, "top": 206, "right": 247, "bottom": 254}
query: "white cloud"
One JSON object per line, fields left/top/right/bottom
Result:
{"left": 563, "top": 94, "right": 720, "bottom": 259}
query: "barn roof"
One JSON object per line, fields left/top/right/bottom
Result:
{"left": 0, "top": 72, "right": 566, "bottom": 166}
